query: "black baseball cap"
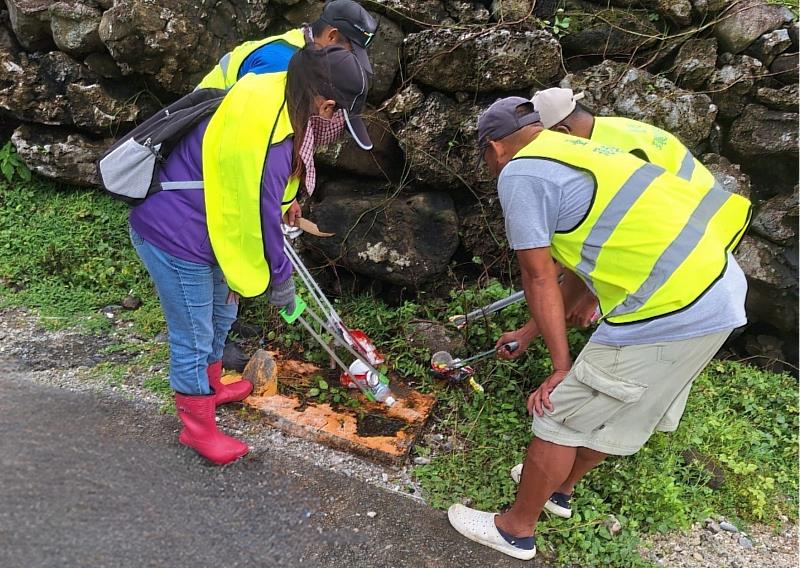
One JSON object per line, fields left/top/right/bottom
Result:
{"left": 477, "top": 97, "right": 541, "bottom": 154}
{"left": 319, "top": 45, "right": 373, "bottom": 150}
{"left": 319, "top": 0, "right": 378, "bottom": 74}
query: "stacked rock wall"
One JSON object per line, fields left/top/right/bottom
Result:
{"left": 1, "top": 0, "right": 797, "bottom": 364}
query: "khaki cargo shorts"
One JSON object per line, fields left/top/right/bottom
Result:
{"left": 532, "top": 330, "right": 731, "bottom": 456}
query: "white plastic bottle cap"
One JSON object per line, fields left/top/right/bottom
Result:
{"left": 349, "top": 359, "right": 370, "bottom": 375}
{"left": 384, "top": 396, "right": 396, "bottom": 406}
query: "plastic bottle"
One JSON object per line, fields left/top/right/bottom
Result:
{"left": 341, "top": 360, "right": 396, "bottom": 406}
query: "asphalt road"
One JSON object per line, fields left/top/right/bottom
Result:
{"left": 0, "top": 372, "right": 541, "bottom": 568}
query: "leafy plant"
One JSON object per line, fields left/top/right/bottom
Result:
{"left": 307, "top": 375, "right": 359, "bottom": 408}
{"left": 0, "top": 142, "right": 31, "bottom": 183}
{"left": 543, "top": 8, "right": 572, "bottom": 38}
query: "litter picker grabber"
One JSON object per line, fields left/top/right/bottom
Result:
{"left": 280, "top": 235, "right": 395, "bottom": 406}
{"left": 448, "top": 290, "right": 526, "bottom": 329}
{"left": 283, "top": 239, "right": 385, "bottom": 366}
{"left": 429, "top": 341, "right": 519, "bottom": 393}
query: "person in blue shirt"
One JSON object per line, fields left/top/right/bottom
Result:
{"left": 197, "top": 0, "right": 378, "bottom": 225}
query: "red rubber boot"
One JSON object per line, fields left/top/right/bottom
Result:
{"left": 175, "top": 393, "right": 248, "bottom": 465}
{"left": 207, "top": 360, "right": 253, "bottom": 406}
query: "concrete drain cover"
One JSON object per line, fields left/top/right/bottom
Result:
{"left": 225, "top": 350, "right": 436, "bottom": 463}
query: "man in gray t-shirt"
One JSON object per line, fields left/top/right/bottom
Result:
{"left": 446, "top": 97, "right": 748, "bottom": 562}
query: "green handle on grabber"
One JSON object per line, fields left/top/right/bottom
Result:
{"left": 279, "top": 295, "right": 307, "bottom": 324}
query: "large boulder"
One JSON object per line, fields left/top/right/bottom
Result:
{"left": 0, "top": 48, "right": 145, "bottom": 134}
{"left": 750, "top": 187, "right": 798, "bottom": 246}
{"left": 713, "top": 0, "right": 794, "bottom": 54}
{"left": 671, "top": 38, "right": 718, "bottom": 90}
{"left": 769, "top": 52, "right": 799, "bottom": 85}
{"left": 559, "top": 1, "right": 659, "bottom": 57}
{"left": 366, "top": 15, "right": 403, "bottom": 103}
{"left": 315, "top": 110, "right": 404, "bottom": 180}
{"left": 48, "top": 2, "right": 104, "bottom": 57}
{"left": 561, "top": 60, "right": 717, "bottom": 149}
{"left": 98, "top": 0, "right": 274, "bottom": 95}
{"left": 403, "top": 27, "right": 561, "bottom": 93}
{"left": 734, "top": 234, "right": 798, "bottom": 335}
{"left": 11, "top": 124, "right": 111, "bottom": 186}
{"left": 755, "top": 84, "right": 799, "bottom": 111}
{"left": 362, "top": 0, "right": 449, "bottom": 27}
{"left": 395, "top": 92, "right": 492, "bottom": 192}
{"left": 706, "top": 54, "right": 765, "bottom": 119}
{"left": 6, "top": 0, "right": 53, "bottom": 51}
{"left": 728, "top": 104, "right": 799, "bottom": 160}
{"left": 745, "top": 28, "right": 792, "bottom": 66}
{"left": 307, "top": 183, "right": 460, "bottom": 287}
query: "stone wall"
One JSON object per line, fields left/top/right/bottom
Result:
{"left": 1, "top": 0, "right": 797, "bottom": 364}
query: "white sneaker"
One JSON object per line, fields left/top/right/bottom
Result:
{"left": 447, "top": 503, "right": 536, "bottom": 561}
{"left": 509, "top": 463, "right": 573, "bottom": 519}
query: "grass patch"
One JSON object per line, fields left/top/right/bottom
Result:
{"left": 0, "top": 176, "right": 162, "bottom": 334}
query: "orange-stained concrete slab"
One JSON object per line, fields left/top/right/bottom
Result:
{"left": 224, "top": 354, "right": 437, "bottom": 463}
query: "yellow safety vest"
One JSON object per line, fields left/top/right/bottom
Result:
{"left": 202, "top": 72, "right": 297, "bottom": 297}
{"left": 196, "top": 28, "right": 306, "bottom": 91}
{"left": 591, "top": 116, "right": 715, "bottom": 191}
{"left": 513, "top": 130, "right": 752, "bottom": 325}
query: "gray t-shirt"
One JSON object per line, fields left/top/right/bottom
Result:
{"left": 498, "top": 158, "right": 747, "bottom": 346}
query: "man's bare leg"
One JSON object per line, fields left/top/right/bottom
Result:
{"left": 558, "top": 447, "right": 607, "bottom": 495}
{"left": 494, "top": 437, "right": 576, "bottom": 537}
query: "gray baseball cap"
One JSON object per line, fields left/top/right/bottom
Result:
{"left": 319, "top": 0, "right": 378, "bottom": 74}
{"left": 477, "top": 96, "right": 540, "bottom": 153}
{"left": 319, "top": 45, "right": 372, "bottom": 150}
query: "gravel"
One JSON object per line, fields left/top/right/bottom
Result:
{"left": 642, "top": 519, "right": 798, "bottom": 568}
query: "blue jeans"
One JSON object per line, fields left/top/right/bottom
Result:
{"left": 130, "top": 226, "right": 238, "bottom": 395}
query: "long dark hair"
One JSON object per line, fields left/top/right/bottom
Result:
{"left": 286, "top": 46, "right": 335, "bottom": 182}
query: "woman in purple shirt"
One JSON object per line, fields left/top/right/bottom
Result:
{"left": 129, "top": 45, "right": 370, "bottom": 465}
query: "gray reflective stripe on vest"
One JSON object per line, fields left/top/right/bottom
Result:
{"left": 576, "top": 162, "right": 665, "bottom": 278}
{"left": 677, "top": 149, "right": 695, "bottom": 181}
{"left": 218, "top": 52, "right": 232, "bottom": 79}
{"left": 608, "top": 182, "right": 731, "bottom": 318}
{"left": 161, "top": 181, "right": 204, "bottom": 190}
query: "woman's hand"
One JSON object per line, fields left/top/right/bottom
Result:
{"left": 283, "top": 201, "right": 302, "bottom": 226}
{"left": 527, "top": 368, "right": 570, "bottom": 416}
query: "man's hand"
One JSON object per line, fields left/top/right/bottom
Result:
{"left": 496, "top": 323, "right": 537, "bottom": 360}
{"left": 566, "top": 291, "right": 599, "bottom": 328}
{"left": 527, "top": 368, "right": 571, "bottom": 416}
{"left": 283, "top": 201, "right": 302, "bottom": 226}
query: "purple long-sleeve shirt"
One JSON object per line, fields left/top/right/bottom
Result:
{"left": 129, "top": 116, "right": 293, "bottom": 287}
